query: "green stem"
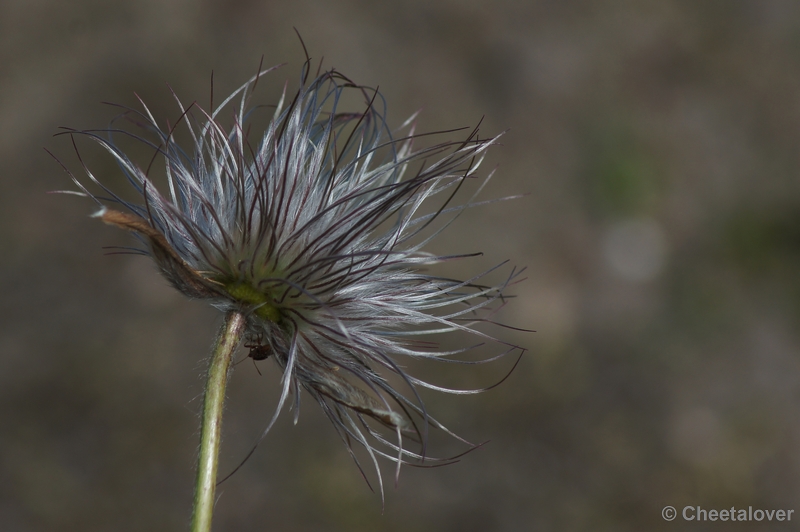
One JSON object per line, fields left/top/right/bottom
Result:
{"left": 191, "top": 311, "right": 246, "bottom": 532}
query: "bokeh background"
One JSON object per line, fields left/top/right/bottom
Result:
{"left": 3, "top": 1, "right": 800, "bottom": 531}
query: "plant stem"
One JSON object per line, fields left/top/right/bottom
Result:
{"left": 191, "top": 311, "right": 246, "bottom": 532}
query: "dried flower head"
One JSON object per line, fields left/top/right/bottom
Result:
{"left": 57, "top": 61, "right": 525, "bottom": 493}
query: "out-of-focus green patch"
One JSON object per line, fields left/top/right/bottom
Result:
{"left": 582, "top": 123, "right": 662, "bottom": 217}
{"left": 722, "top": 208, "right": 800, "bottom": 273}
{"left": 721, "top": 206, "right": 800, "bottom": 323}
{"left": 593, "top": 152, "right": 659, "bottom": 216}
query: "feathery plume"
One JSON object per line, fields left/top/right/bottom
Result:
{"left": 58, "top": 60, "right": 525, "bottom": 495}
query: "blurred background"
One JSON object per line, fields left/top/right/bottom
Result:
{"left": 3, "top": 1, "right": 800, "bottom": 530}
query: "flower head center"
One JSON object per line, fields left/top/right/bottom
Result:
{"left": 224, "top": 281, "right": 282, "bottom": 323}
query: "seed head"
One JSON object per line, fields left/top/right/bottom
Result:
{"left": 58, "top": 61, "right": 525, "bottom": 493}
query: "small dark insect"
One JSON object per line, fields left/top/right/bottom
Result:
{"left": 238, "top": 338, "right": 271, "bottom": 376}
{"left": 246, "top": 343, "right": 271, "bottom": 361}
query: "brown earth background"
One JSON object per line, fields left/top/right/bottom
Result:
{"left": 3, "top": 1, "right": 800, "bottom": 531}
